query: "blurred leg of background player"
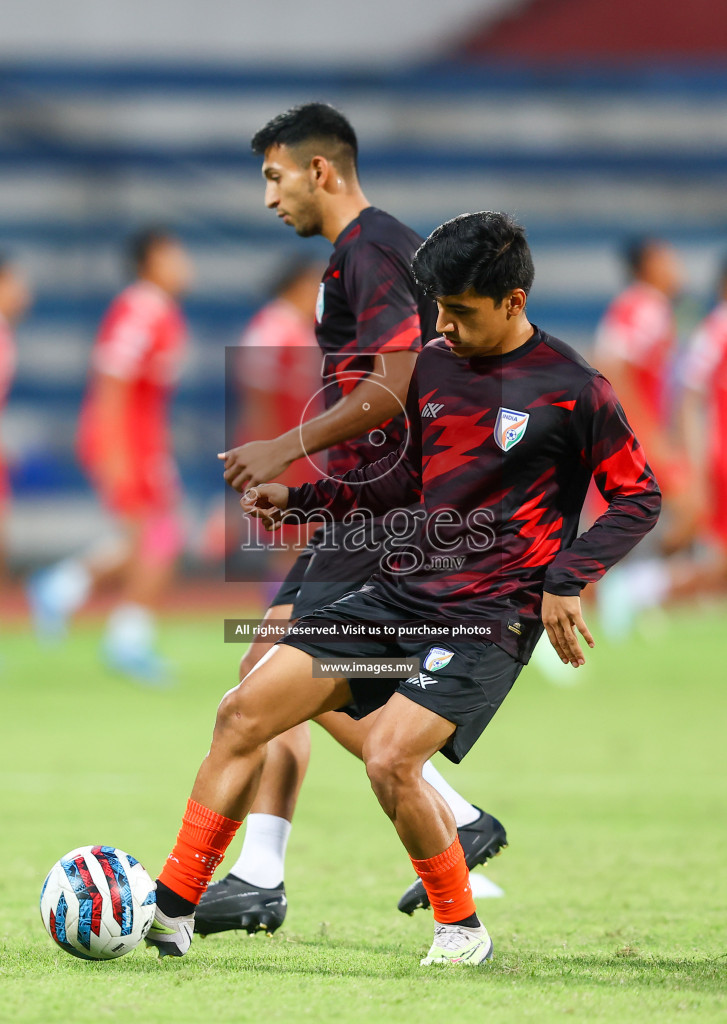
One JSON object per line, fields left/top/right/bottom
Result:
{"left": 29, "top": 508, "right": 184, "bottom": 679}
{"left": 194, "top": 600, "right": 507, "bottom": 934}
{"left": 27, "top": 229, "right": 192, "bottom": 684}
{"left": 596, "top": 544, "right": 727, "bottom": 642}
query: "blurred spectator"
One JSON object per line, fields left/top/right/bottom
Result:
{"left": 27, "top": 228, "right": 193, "bottom": 684}
{"left": 0, "top": 256, "right": 32, "bottom": 579}
{"left": 593, "top": 237, "right": 696, "bottom": 554}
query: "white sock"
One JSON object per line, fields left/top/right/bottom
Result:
{"left": 469, "top": 872, "right": 505, "bottom": 899}
{"left": 104, "top": 602, "right": 156, "bottom": 654}
{"left": 43, "top": 558, "right": 92, "bottom": 614}
{"left": 421, "top": 760, "right": 479, "bottom": 827}
{"left": 229, "top": 813, "right": 291, "bottom": 888}
{"left": 627, "top": 560, "right": 671, "bottom": 608}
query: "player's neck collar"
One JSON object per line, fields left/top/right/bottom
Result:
{"left": 467, "top": 326, "right": 542, "bottom": 368}
{"left": 332, "top": 205, "right": 375, "bottom": 248}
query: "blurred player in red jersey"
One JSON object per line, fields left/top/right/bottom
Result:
{"left": 593, "top": 237, "right": 695, "bottom": 554}
{"left": 28, "top": 228, "right": 192, "bottom": 683}
{"left": 681, "top": 258, "right": 727, "bottom": 566}
{"left": 0, "top": 256, "right": 32, "bottom": 578}
{"left": 599, "top": 257, "right": 727, "bottom": 631}
{"left": 200, "top": 257, "right": 322, "bottom": 569}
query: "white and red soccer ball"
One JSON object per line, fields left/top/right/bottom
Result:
{"left": 40, "top": 845, "right": 156, "bottom": 960}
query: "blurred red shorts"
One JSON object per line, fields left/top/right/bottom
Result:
{"left": 80, "top": 450, "right": 180, "bottom": 519}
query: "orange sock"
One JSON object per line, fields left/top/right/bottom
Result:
{"left": 410, "top": 837, "right": 476, "bottom": 924}
{"left": 158, "top": 798, "right": 242, "bottom": 905}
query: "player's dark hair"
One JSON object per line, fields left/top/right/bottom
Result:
{"left": 412, "top": 212, "right": 534, "bottom": 305}
{"left": 127, "top": 226, "right": 176, "bottom": 274}
{"left": 268, "top": 255, "right": 320, "bottom": 300}
{"left": 251, "top": 103, "right": 358, "bottom": 174}
{"left": 623, "top": 236, "right": 662, "bottom": 277}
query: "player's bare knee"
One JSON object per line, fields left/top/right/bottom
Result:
{"left": 364, "top": 746, "right": 418, "bottom": 802}
{"left": 213, "top": 689, "right": 268, "bottom": 754}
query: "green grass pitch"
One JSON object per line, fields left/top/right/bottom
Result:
{"left": 1, "top": 605, "right": 725, "bottom": 1023}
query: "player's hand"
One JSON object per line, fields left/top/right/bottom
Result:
{"left": 217, "top": 438, "right": 296, "bottom": 493}
{"left": 240, "top": 484, "right": 289, "bottom": 532}
{"left": 541, "top": 592, "right": 595, "bottom": 667}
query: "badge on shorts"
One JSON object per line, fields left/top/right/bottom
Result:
{"left": 423, "top": 647, "right": 454, "bottom": 672}
{"left": 494, "top": 408, "right": 530, "bottom": 452}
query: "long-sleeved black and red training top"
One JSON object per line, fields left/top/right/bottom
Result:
{"left": 286, "top": 328, "right": 661, "bottom": 663}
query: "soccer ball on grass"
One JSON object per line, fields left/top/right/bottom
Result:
{"left": 40, "top": 845, "right": 156, "bottom": 960}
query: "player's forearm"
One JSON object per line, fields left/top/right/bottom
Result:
{"left": 100, "top": 435, "right": 136, "bottom": 484}
{"left": 544, "top": 479, "right": 662, "bottom": 595}
{"left": 279, "top": 382, "right": 404, "bottom": 462}
{"left": 277, "top": 350, "right": 417, "bottom": 461}
{"left": 91, "top": 375, "right": 135, "bottom": 476}
{"left": 547, "top": 374, "right": 662, "bottom": 593}
{"left": 679, "top": 388, "right": 708, "bottom": 478}
{"left": 286, "top": 448, "right": 421, "bottom": 521}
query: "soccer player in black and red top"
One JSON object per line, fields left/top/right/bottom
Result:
{"left": 202, "top": 104, "right": 504, "bottom": 936}
{"left": 147, "top": 211, "right": 660, "bottom": 964}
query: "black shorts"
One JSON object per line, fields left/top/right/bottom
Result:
{"left": 278, "top": 589, "right": 523, "bottom": 764}
{"left": 269, "top": 541, "right": 317, "bottom": 609}
{"left": 268, "top": 519, "right": 395, "bottom": 620}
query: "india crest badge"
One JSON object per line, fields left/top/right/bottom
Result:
{"left": 423, "top": 647, "right": 455, "bottom": 672}
{"left": 494, "top": 407, "right": 530, "bottom": 452}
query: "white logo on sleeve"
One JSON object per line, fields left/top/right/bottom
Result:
{"left": 423, "top": 647, "right": 454, "bottom": 672}
{"left": 494, "top": 408, "right": 530, "bottom": 451}
{"left": 315, "top": 282, "right": 325, "bottom": 323}
{"left": 422, "top": 402, "right": 444, "bottom": 418}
